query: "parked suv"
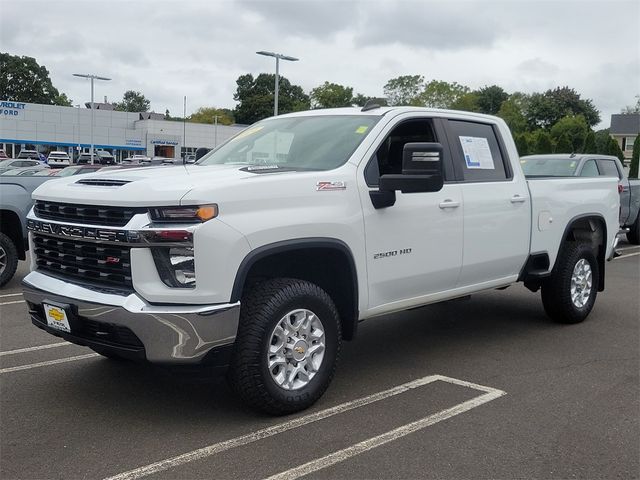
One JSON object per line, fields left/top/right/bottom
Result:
{"left": 46, "top": 151, "right": 72, "bottom": 168}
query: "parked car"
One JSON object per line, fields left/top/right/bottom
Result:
{"left": 124, "top": 154, "right": 150, "bottom": 164}
{"left": 77, "top": 151, "right": 116, "bottom": 165}
{"left": 0, "top": 149, "right": 8, "bottom": 159}
{"left": 0, "top": 168, "right": 51, "bottom": 176}
{"left": 0, "top": 159, "right": 45, "bottom": 174}
{"left": 54, "top": 165, "right": 108, "bottom": 176}
{"left": 184, "top": 154, "right": 197, "bottom": 163}
{"left": 0, "top": 175, "right": 58, "bottom": 286}
{"left": 47, "top": 151, "right": 72, "bottom": 168}
{"left": 521, "top": 154, "right": 640, "bottom": 243}
{"left": 16, "top": 149, "right": 42, "bottom": 161}
{"left": 23, "top": 107, "right": 620, "bottom": 414}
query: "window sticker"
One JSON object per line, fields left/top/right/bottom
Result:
{"left": 459, "top": 136, "right": 494, "bottom": 170}
{"left": 355, "top": 126, "right": 369, "bottom": 134}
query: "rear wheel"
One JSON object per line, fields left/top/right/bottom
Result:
{"left": 228, "top": 278, "right": 341, "bottom": 415}
{"left": 541, "top": 241, "right": 599, "bottom": 324}
{"left": 627, "top": 214, "right": 640, "bottom": 245}
{"left": 0, "top": 232, "right": 19, "bottom": 288}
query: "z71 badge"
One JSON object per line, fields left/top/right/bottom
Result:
{"left": 316, "top": 181, "right": 346, "bottom": 191}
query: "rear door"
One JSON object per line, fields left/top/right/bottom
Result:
{"left": 445, "top": 119, "right": 531, "bottom": 287}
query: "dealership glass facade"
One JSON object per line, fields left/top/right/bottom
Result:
{"left": 0, "top": 101, "right": 245, "bottom": 161}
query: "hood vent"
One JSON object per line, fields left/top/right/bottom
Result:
{"left": 75, "top": 178, "right": 131, "bottom": 187}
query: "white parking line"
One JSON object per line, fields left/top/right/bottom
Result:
{"left": 103, "top": 375, "right": 505, "bottom": 480}
{"left": 0, "top": 292, "right": 23, "bottom": 298}
{"left": 0, "top": 341, "right": 71, "bottom": 357}
{"left": 0, "top": 353, "right": 99, "bottom": 374}
{"left": 266, "top": 385, "right": 504, "bottom": 480}
{"left": 0, "top": 300, "right": 25, "bottom": 306}
{"left": 615, "top": 251, "right": 640, "bottom": 260}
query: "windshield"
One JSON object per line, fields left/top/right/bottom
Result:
{"left": 197, "top": 115, "right": 380, "bottom": 170}
{"left": 520, "top": 157, "right": 580, "bottom": 176}
{"left": 0, "top": 160, "right": 15, "bottom": 167}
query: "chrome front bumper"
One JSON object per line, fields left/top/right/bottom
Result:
{"left": 22, "top": 271, "right": 240, "bottom": 364}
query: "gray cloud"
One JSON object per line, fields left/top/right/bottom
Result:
{"left": 2, "top": 0, "right": 639, "bottom": 128}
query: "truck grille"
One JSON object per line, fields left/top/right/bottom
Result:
{"left": 34, "top": 200, "right": 145, "bottom": 227}
{"left": 33, "top": 233, "right": 133, "bottom": 288}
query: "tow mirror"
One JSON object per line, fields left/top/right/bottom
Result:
{"left": 370, "top": 142, "right": 444, "bottom": 209}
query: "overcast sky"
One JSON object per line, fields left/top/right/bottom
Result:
{"left": 2, "top": 0, "right": 638, "bottom": 128}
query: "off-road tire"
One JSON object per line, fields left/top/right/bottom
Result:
{"left": 626, "top": 214, "right": 640, "bottom": 245}
{"left": 228, "top": 278, "right": 341, "bottom": 415}
{"left": 541, "top": 241, "right": 599, "bottom": 324}
{"left": 0, "top": 232, "right": 19, "bottom": 288}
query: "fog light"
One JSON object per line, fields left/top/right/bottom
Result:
{"left": 152, "top": 247, "right": 196, "bottom": 288}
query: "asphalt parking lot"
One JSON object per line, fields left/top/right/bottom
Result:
{"left": 1, "top": 246, "right": 638, "bottom": 480}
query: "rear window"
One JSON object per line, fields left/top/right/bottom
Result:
{"left": 521, "top": 157, "right": 580, "bottom": 176}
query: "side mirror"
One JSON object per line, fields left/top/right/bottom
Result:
{"left": 370, "top": 143, "right": 445, "bottom": 209}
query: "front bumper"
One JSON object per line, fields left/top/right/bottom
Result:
{"left": 22, "top": 271, "right": 240, "bottom": 364}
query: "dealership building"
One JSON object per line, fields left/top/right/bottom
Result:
{"left": 0, "top": 101, "right": 246, "bottom": 161}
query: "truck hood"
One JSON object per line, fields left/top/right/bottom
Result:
{"left": 31, "top": 164, "right": 268, "bottom": 206}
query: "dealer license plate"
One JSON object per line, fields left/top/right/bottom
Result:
{"left": 43, "top": 303, "right": 71, "bottom": 333}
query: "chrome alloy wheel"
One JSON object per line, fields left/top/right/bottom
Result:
{"left": 268, "top": 309, "right": 326, "bottom": 391}
{"left": 0, "top": 244, "right": 6, "bottom": 276}
{"left": 570, "top": 259, "right": 593, "bottom": 308}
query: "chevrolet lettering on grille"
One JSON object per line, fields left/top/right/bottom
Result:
{"left": 27, "top": 219, "right": 130, "bottom": 243}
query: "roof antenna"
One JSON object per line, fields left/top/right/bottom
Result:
{"left": 361, "top": 99, "right": 381, "bottom": 112}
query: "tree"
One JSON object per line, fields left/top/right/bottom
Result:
{"left": 594, "top": 129, "right": 611, "bottom": 154}
{"left": 621, "top": 95, "right": 640, "bottom": 114}
{"left": 114, "top": 90, "right": 150, "bottom": 112}
{"left": 475, "top": 85, "right": 509, "bottom": 115}
{"left": 188, "top": 107, "right": 234, "bottom": 125}
{"left": 533, "top": 129, "right": 553, "bottom": 154}
{"left": 383, "top": 75, "right": 424, "bottom": 106}
{"left": 0, "top": 53, "right": 72, "bottom": 105}
{"left": 527, "top": 87, "right": 600, "bottom": 129}
{"left": 352, "top": 94, "right": 388, "bottom": 107}
{"left": 234, "top": 73, "right": 309, "bottom": 124}
{"left": 550, "top": 115, "right": 589, "bottom": 153}
{"left": 420, "top": 80, "right": 469, "bottom": 109}
{"left": 310, "top": 81, "right": 354, "bottom": 109}
{"left": 606, "top": 137, "right": 624, "bottom": 162}
{"left": 450, "top": 92, "right": 480, "bottom": 112}
{"left": 514, "top": 133, "right": 530, "bottom": 156}
{"left": 583, "top": 131, "right": 597, "bottom": 153}
{"left": 554, "top": 134, "right": 573, "bottom": 153}
{"left": 629, "top": 137, "right": 639, "bottom": 179}
{"left": 497, "top": 92, "right": 530, "bottom": 134}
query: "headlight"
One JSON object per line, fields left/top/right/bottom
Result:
{"left": 149, "top": 205, "right": 218, "bottom": 223}
{"left": 152, "top": 247, "right": 196, "bottom": 288}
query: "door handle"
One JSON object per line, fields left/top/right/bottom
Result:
{"left": 439, "top": 200, "right": 460, "bottom": 209}
{"left": 510, "top": 195, "right": 527, "bottom": 204}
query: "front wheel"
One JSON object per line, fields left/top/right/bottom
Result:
{"left": 0, "top": 232, "right": 19, "bottom": 288}
{"left": 541, "top": 241, "right": 599, "bottom": 324}
{"left": 228, "top": 278, "right": 341, "bottom": 415}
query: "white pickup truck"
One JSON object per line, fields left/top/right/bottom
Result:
{"left": 22, "top": 107, "right": 620, "bottom": 414}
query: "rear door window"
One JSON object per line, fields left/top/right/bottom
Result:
{"left": 596, "top": 159, "right": 621, "bottom": 179}
{"left": 580, "top": 160, "right": 600, "bottom": 177}
{"left": 446, "top": 120, "right": 511, "bottom": 182}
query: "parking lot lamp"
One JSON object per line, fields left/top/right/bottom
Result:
{"left": 255, "top": 51, "right": 299, "bottom": 116}
{"left": 72, "top": 73, "right": 111, "bottom": 164}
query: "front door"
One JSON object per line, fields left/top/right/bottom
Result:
{"left": 358, "top": 115, "right": 463, "bottom": 315}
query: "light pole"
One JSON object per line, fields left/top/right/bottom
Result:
{"left": 256, "top": 51, "right": 299, "bottom": 116}
{"left": 72, "top": 73, "right": 111, "bottom": 164}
